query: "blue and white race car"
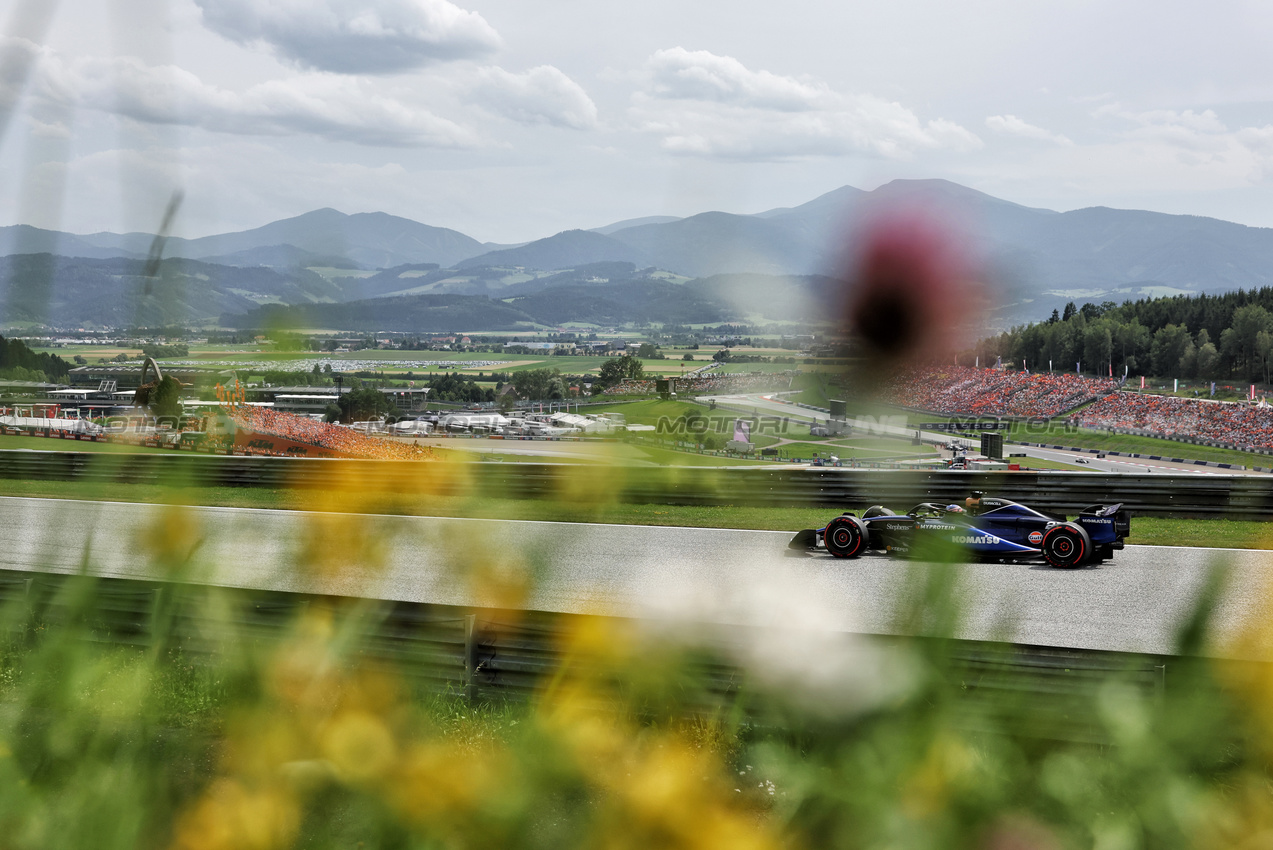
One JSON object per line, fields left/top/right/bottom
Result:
{"left": 789, "top": 493, "right": 1131, "bottom": 568}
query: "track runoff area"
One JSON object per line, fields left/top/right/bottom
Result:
{"left": 4, "top": 495, "right": 1272, "bottom": 662}
{"left": 697, "top": 392, "right": 1273, "bottom": 476}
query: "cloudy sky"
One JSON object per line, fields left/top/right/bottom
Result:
{"left": 3, "top": 0, "right": 1273, "bottom": 242}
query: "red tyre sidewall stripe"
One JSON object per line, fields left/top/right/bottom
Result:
{"left": 827, "top": 519, "right": 863, "bottom": 559}
{"left": 1043, "top": 526, "right": 1085, "bottom": 567}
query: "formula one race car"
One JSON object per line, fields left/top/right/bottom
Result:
{"left": 789, "top": 493, "right": 1131, "bottom": 568}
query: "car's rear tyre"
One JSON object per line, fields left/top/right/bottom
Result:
{"left": 825, "top": 516, "right": 867, "bottom": 559}
{"left": 1041, "top": 524, "right": 1092, "bottom": 569}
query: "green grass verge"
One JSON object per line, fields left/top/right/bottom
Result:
{"left": 623, "top": 443, "right": 775, "bottom": 467}
{"left": 1126, "top": 517, "right": 1273, "bottom": 549}
{"left": 790, "top": 371, "right": 834, "bottom": 408}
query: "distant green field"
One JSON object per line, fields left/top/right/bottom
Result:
{"left": 31, "top": 343, "right": 699, "bottom": 379}
{"left": 31, "top": 343, "right": 268, "bottom": 360}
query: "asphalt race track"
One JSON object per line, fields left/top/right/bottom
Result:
{"left": 3, "top": 495, "right": 1272, "bottom": 660}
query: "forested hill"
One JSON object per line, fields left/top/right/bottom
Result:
{"left": 977, "top": 287, "right": 1273, "bottom": 382}
{"left": 0, "top": 335, "right": 70, "bottom": 381}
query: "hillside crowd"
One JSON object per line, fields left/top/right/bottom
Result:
{"left": 228, "top": 406, "right": 433, "bottom": 460}
{"left": 883, "top": 367, "right": 1118, "bottom": 418}
{"left": 1075, "top": 392, "right": 1273, "bottom": 452}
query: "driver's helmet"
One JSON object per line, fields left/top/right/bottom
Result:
{"left": 945, "top": 504, "right": 965, "bottom": 514}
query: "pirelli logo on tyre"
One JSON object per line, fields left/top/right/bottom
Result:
{"left": 1028, "top": 530, "right": 1044, "bottom": 545}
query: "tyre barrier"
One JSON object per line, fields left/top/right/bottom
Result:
{"left": 4, "top": 449, "right": 1273, "bottom": 518}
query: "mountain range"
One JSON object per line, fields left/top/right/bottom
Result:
{"left": 5, "top": 179, "right": 1273, "bottom": 331}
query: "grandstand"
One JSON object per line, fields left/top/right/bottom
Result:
{"left": 881, "top": 367, "right": 1118, "bottom": 418}
{"left": 1076, "top": 392, "right": 1273, "bottom": 454}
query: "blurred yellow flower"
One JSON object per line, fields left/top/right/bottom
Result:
{"left": 170, "top": 779, "right": 299, "bottom": 850}
{"left": 136, "top": 504, "right": 204, "bottom": 575}
{"left": 390, "top": 739, "right": 509, "bottom": 824}
{"left": 320, "top": 709, "right": 398, "bottom": 783}
{"left": 902, "top": 734, "right": 978, "bottom": 819}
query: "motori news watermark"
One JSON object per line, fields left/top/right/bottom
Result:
{"left": 653, "top": 414, "right": 1076, "bottom": 436}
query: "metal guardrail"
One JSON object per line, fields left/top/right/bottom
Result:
{"left": 3, "top": 449, "right": 1273, "bottom": 518}
{"left": 0, "top": 566, "right": 1170, "bottom": 742}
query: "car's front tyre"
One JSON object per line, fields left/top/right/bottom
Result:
{"left": 825, "top": 516, "right": 868, "bottom": 559}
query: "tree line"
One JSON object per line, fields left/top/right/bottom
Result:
{"left": 972, "top": 292, "right": 1273, "bottom": 382}
{"left": 0, "top": 336, "right": 71, "bottom": 382}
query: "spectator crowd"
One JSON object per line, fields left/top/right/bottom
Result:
{"left": 228, "top": 406, "right": 433, "bottom": 460}
{"left": 1076, "top": 392, "right": 1273, "bottom": 452}
{"left": 882, "top": 367, "right": 1118, "bottom": 418}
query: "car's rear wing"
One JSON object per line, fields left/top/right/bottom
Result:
{"left": 1078, "top": 502, "right": 1131, "bottom": 540}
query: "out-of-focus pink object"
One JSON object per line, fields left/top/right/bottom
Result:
{"left": 844, "top": 210, "right": 983, "bottom": 368}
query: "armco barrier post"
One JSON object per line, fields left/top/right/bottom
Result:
{"left": 464, "top": 613, "right": 479, "bottom": 703}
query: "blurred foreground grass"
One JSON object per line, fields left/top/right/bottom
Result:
{"left": 3, "top": 551, "right": 1273, "bottom": 848}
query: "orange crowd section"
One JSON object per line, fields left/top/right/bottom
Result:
{"left": 227, "top": 406, "right": 434, "bottom": 460}
{"left": 1076, "top": 392, "right": 1273, "bottom": 452}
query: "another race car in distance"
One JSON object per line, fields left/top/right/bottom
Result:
{"left": 788, "top": 493, "right": 1131, "bottom": 568}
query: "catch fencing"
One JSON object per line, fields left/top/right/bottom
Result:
{"left": 3, "top": 449, "right": 1273, "bottom": 518}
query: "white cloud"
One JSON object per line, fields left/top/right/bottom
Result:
{"left": 633, "top": 48, "right": 981, "bottom": 161}
{"left": 1079, "top": 106, "right": 1273, "bottom": 178}
{"left": 1237, "top": 126, "right": 1273, "bottom": 158}
{"left": 470, "top": 66, "right": 598, "bottom": 130}
{"left": 23, "top": 43, "right": 477, "bottom": 147}
{"left": 1123, "top": 108, "right": 1227, "bottom": 134}
{"left": 0, "top": 36, "right": 43, "bottom": 117}
{"left": 1111, "top": 108, "right": 1236, "bottom": 155}
{"left": 646, "top": 47, "right": 826, "bottom": 111}
{"left": 964, "top": 106, "right": 1273, "bottom": 201}
{"left": 985, "top": 114, "right": 1073, "bottom": 146}
{"left": 194, "top": 0, "right": 501, "bottom": 74}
